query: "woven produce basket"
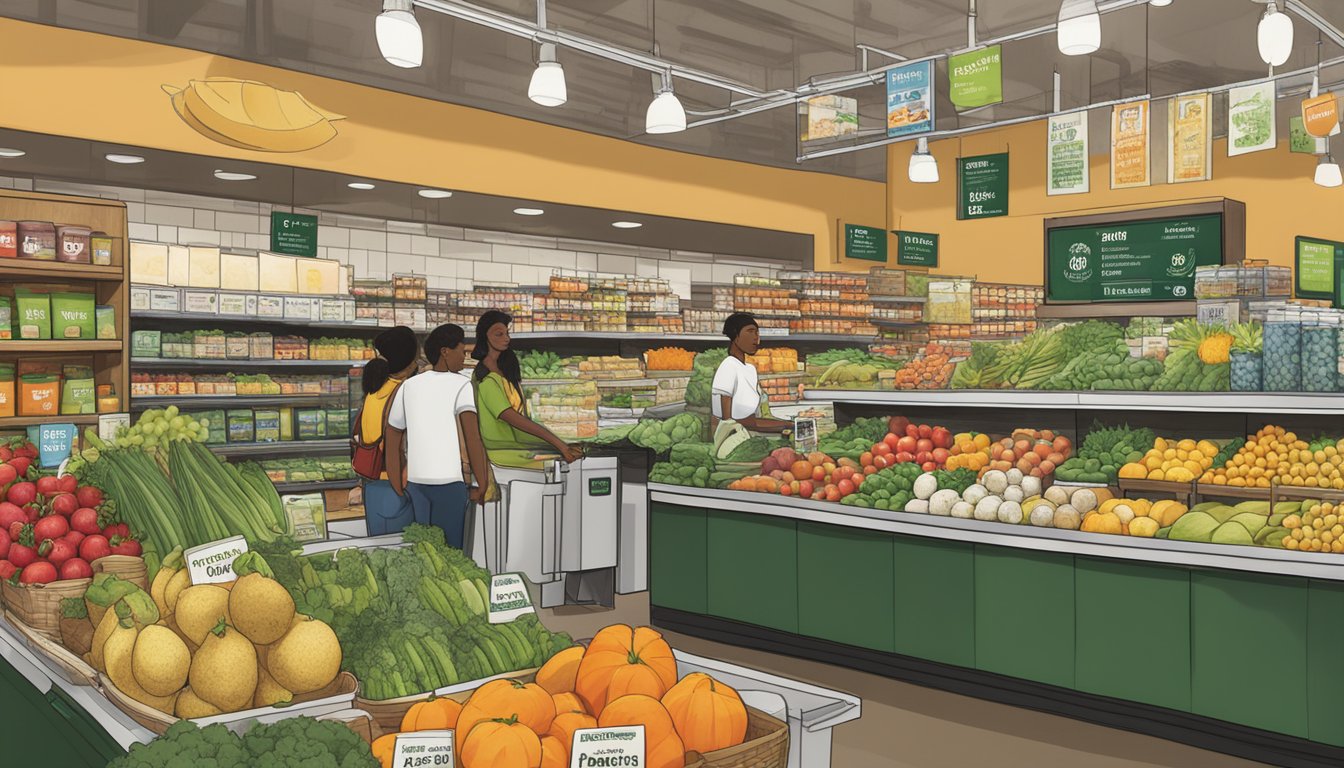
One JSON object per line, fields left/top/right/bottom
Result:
{"left": 1, "top": 577, "right": 92, "bottom": 640}
{"left": 92, "top": 555, "right": 148, "bottom": 590}
{"left": 699, "top": 706, "right": 789, "bottom": 768}
{"left": 4, "top": 611, "right": 98, "bottom": 687}
{"left": 356, "top": 668, "right": 538, "bottom": 739}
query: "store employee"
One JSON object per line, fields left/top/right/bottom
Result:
{"left": 711, "top": 312, "right": 792, "bottom": 434}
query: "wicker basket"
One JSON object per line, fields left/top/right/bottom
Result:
{"left": 699, "top": 706, "right": 789, "bottom": 768}
{"left": 1, "top": 577, "right": 92, "bottom": 640}
{"left": 356, "top": 668, "right": 538, "bottom": 739}
{"left": 4, "top": 611, "right": 98, "bottom": 687}
{"left": 92, "top": 555, "right": 148, "bottom": 590}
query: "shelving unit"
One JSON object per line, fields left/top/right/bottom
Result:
{"left": 2, "top": 340, "right": 123, "bottom": 353}
{"left": 273, "top": 479, "right": 358, "bottom": 494}
{"left": 805, "top": 389, "right": 1344, "bottom": 415}
{"left": 205, "top": 439, "right": 348, "bottom": 458}
{"left": 131, "top": 358, "right": 361, "bottom": 370}
{"left": 131, "top": 394, "right": 348, "bottom": 409}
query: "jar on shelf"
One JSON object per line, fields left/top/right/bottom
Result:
{"left": 1302, "top": 323, "right": 1339, "bottom": 392}
{"left": 1230, "top": 350, "right": 1263, "bottom": 392}
{"left": 1262, "top": 310, "right": 1303, "bottom": 392}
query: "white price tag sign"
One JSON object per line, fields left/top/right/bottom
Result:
{"left": 570, "top": 726, "right": 645, "bottom": 768}
{"left": 488, "top": 572, "right": 535, "bottom": 624}
{"left": 184, "top": 535, "right": 249, "bottom": 585}
{"left": 392, "top": 730, "right": 454, "bottom": 768}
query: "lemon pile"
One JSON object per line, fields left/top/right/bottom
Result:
{"left": 1283, "top": 502, "right": 1344, "bottom": 552}
{"left": 1200, "top": 426, "right": 1344, "bottom": 490}
{"left": 1119, "top": 438, "right": 1219, "bottom": 483}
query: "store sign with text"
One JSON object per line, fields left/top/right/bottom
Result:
{"left": 1301, "top": 93, "right": 1340, "bottom": 138}
{"left": 1295, "top": 236, "right": 1344, "bottom": 301}
{"left": 948, "top": 45, "right": 1002, "bottom": 110}
{"left": 1110, "top": 101, "right": 1150, "bottom": 189}
{"left": 270, "top": 212, "right": 318, "bottom": 257}
{"left": 1047, "top": 111, "right": 1088, "bottom": 196}
{"left": 1168, "top": 93, "right": 1211, "bottom": 184}
{"left": 570, "top": 726, "right": 645, "bottom": 768}
{"left": 1047, "top": 214, "right": 1223, "bottom": 303}
{"left": 957, "top": 153, "right": 1008, "bottom": 220}
{"left": 886, "top": 62, "right": 934, "bottom": 138}
{"left": 393, "top": 731, "right": 454, "bottom": 768}
{"left": 895, "top": 230, "right": 939, "bottom": 267}
{"left": 1228, "top": 82, "right": 1276, "bottom": 156}
{"left": 844, "top": 224, "right": 888, "bottom": 262}
{"left": 185, "top": 535, "right": 249, "bottom": 584}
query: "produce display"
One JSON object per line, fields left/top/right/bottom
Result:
{"left": 1120, "top": 438, "right": 1224, "bottom": 483}
{"left": 628, "top": 413, "right": 706, "bottom": 454}
{"left": 1040, "top": 340, "right": 1163, "bottom": 391}
{"left": 816, "top": 416, "right": 891, "bottom": 461}
{"left": 519, "top": 350, "right": 573, "bottom": 379}
{"left": 893, "top": 343, "right": 957, "bottom": 389}
{"left": 1054, "top": 424, "right": 1152, "bottom": 485}
{"left": 806, "top": 348, "right": 904, "bottom": 389}
{"left": 110, "top": 717, "right": 377, "bottom": 768}
{"left": 685, "top": 348, "right": 727, "bottom": 410}
{"left": 1201, "top": 426, "right": 1344, "bottom": 489}
{"left": 645, "top": 347, "right": 695, "bottom": 371}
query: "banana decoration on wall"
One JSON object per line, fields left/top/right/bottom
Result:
{"left": 162, "top": 78, "right": 345, "bottom": 152}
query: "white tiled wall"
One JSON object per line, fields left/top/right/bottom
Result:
{"left": 0, "top": 176, "right": 781, "bottom": 298}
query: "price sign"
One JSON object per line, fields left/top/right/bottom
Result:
{"left": 1296, "top": 236, "right": 1344, "bottom": 301}
{"left": 489, "top": 572, "right": 535, "bottom": 624}
{"left": 895, "top": 231, "right": 939, "bottom": 267}
{"left": 957, "top": 153, "right": 1009, "bottom": 220}
{"left": 570, "top": 726, "right": 645, "bottom": 768}
{"left": 843, "top": 224, "right": 888, "bottom": 263}
{"left": 393, "top": 731, "right": 454, "bottom": 768}
{"left": 184, "top": 535, "right": 249, "bottom": 585}
{"left": 270, "top": 212, "right": 318, "bottom": 258}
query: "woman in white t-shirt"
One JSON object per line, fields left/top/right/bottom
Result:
{"left": 710, "top": 312, "right": 792, "bottom": 433}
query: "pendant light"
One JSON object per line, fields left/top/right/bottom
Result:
{"left": 1257, "top": 1, "right": 1293, "bottom": 67}
{"left": 376, "top": 0, "right": 423, "bottom": 69}
{"left": 1317, "top": 134, "right": 1342, "bottom": 187}
{"left": 1057, "top": 0, "right": 1101, "bottom": 56}
{"left": 528, "top": 44, "right": 567, "bottom": 107}
{"left": 909, "top": 138, "right": 939, "bottom": 183}
{"left": 1149, "top": 0, "right": 1171, "bottom": 6}
{"left": 645, "top": 71, "right": 686, "bottom": 134}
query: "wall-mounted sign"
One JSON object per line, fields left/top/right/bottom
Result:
{"left": 1301, "top": 92, "right": 1340, "bottom": 138}
{"left": 1047, "top": 213, "right": 1224, "bottom": 303}
{"left": 1295, "top": 236, "right": 1344, "bottom": 301}
{"left": 1047, "top": 111, "right": 1089, "bottom": 196}
{"left": 886, "top": 61, "right": 934, "bottom": 138}
{"left": 1168, "top": 93, "right": 1211, "bottom": 184}
{"left": 844, "top": 224, "right": 888, "bottom": 262}
{"left": 163, "top": 78, "right": 345, "bottom": 153}
{"left": 1228, "top": 82, "right": 1276, "bottom": 156}
{"left": 270, "top": 212, "right": 318, "bottom": 258}
{"left": 948, "top": 45, "right": 1002, "bottom": 110}
{"left": 895, "top": 230, "right": 939, "bottom": 267}
{"left": 1110, "top": 101, "right": 1150, "bottom": 189}
{"left": 957, "top": 153, "right": 1008, "bottom": 220}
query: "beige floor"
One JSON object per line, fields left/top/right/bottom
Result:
{"left": 537, "top": 592, "right": 1271, "bottom": 768}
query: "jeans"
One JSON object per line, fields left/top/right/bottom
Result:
{"left": 407, "top": 481, "right": 469, "bottom": 549}
{"left": 364, "top": 479, "right": 415, "bottom": 535}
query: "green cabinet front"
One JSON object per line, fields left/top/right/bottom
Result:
{"left": 707, "top": 511, "right": 799, "bottom": 633}
{"left": 649, "top": 503, "right": 708, "bottom": 614}
{"left": 893, "top": 536, "right": 976, "bottom": 668}
{"left": 797, "top": 522, "right": 895, "bottom": 652}
{"left": 974, "top": 547, "right": 1076, "bottom": 689}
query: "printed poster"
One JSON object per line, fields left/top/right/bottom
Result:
{"left": 1168, "top": 93, "right": 1211, "bottom": 184}
{"left": 1290, "top": 117, "right": 1319, "bottom": 153}
{"left": 949, "top": 45, "right": 1002, "bottom": 110}
{"left": 887, "top": 61, "right": 934, "bottom": 138}
{"left": 1110, "top": 100, "right": 1150, "bottom": 189}
{"left": 802, "top": 95, "right": 858, "bottom": 141}
{"left": 1047, "top": 111, "right": 1089, "bottom": 195}
{"left": 1228, "top": 82, "right": 1277, "bottom": 156}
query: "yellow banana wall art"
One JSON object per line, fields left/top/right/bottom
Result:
{"left": 162, "top": 78, "right": 345, "bottom": 152}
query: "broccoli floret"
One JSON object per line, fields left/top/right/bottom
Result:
{"left": 109, "top": 722, "right": 249, "bottom": 768}
{"left": 401, "top": 522, "right": 446, "bottom": 547}
{"left": 334, "top": 547, "right": 374, "bottom": 591}
{"left": 243, "top": 716, "right": 377, "bottom": 768}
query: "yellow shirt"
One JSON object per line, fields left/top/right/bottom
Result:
{"left": 359, "top": 377, "right": 404, "bottom": 481}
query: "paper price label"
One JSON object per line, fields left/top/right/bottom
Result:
{"left": 570, "top": 726, "right": 645, "bottom": 768}
{"left": 184, "top": 535, "right": 249, "bottom": 585}
{"left": 218, "top": 293, "right": 249, "bottom": 316}
{"left": 488, "top": 572, "right": 535, "bottom": 624}
{"left": 392, "top": 731, "right": 454, "bottom": 768}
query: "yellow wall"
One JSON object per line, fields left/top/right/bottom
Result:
{"left": 0, "top": 18, "right": 885, "bottom": 266}
{"left": 887, "top": 119, "right": 1339, "bottom": 284}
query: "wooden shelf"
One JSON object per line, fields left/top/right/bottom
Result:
{"left": 0, "top": 259, "right": 124, "bottom": 282}
{"left": 0, "top": 414, "right": 101, "bottom": 429}
{"left": 132, "top": 393, "right": 347, "bottom": 409}
{"left": 1118, "top": 478, "right": 1196, "bottom": 499}
{"left": 1194, "top": 482, "right": 1272, "bottom": 500}
{"left": 1036, "top": 301, "right": 1197, "bottom": 319}
{"left": 0, "top": 340, "right": 122, "bottom": 353}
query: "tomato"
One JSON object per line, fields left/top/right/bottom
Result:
{"left": 34, "top": 476, "right": 60, "bottom": 498}
{"left": 860, "top": 452, "right": 874, "bottom": 467}
{"left": 916, "top": 439, "right": 934, "bottom": 454}
{"left": 905, "top": 424, "right": 920, "bottom": 439}
{"left": 811, "top": 466, "right": 826, "bottom": 483}
{"left": 71, "top": 508, "right": 101, "bottom": 536}
{"left": 799, "top": 481, "right": 814, "bottom": 499}
{"left": 0, "top": 561, "right": 15, "bottom": 582}
{"left": 6, "top": 482, "right": 35, "bottom": 507}
{"left": 779, "top": 484, "right": 793, "bottom": 497}
{"left": 0, "top": 529, "right": 8, "bottom": 560}
{"left": 56, "top": 475, "right": 77, "bottom": 494}
{"left": 0, "top": 502, "right": 24, "bottom": 532}
{"left": 59, "top": 558, "right": 92, "bottom": 580}
{"left": 33, "top": 515, "right": 68, "bottom": 543}
{"left": 896, "top": 435, "right": 918, "bottom": 454}
{"left": 0, "top": 464, "right": 15, "bottom": 488}
{"left": 79, "top": 535, "right": 111, "bottom": 563}
{"left": 49, "top": 494, "right": 77, "bottom": 517}
{"left": 0, "top": 446, "right": 11, "bottom": 462}
{"left": 895, "top": 451, "right": 915, "bottom": 464}
{"left": 873, "top": 442, "right": 893, "bottom": 457}
{"left": 931, "top": 427, "right": 953, "bottom": 450}
{"left": 873, "top": 454, "right": 889, "bottom": 470}
{"left": 921, "top": 461, "right": 938, "bottom": 472}
{"left": 932, "top": 448, "right": 951, "bottom": 465}
{"left": 111, "top": 538, "right": 142, "bottom": 557}
{"left": 8, "top": 542, "right": 36, "bottom": 569}
{"left": 883, "top": 433, "right": 901, "bottom": 450}
{"left": 918, "top": 424, "right": 933, "bottom": 440}
{"left": 64, "top": 530, "right": 85, "bottom": 548}
{"left": 837, "top": 478, "right": 855, "bottom": 496}
{"left": 863, "top": 465, "right": 877, "bottom": 476}
{"left": 915, "top": 451, "right": 932, "bottom": 464}
{"left": 19, "top": 561, "right": 56, "bottom": 585}
{"left": 13, "top": 442, "right": 36, "bottom": 460}
{"left": 824, "top": 485, "right": 841, "bottom": 502}
{"left": 75, "top": 486, "right": 104, "bottom": 509}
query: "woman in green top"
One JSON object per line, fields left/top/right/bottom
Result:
{"left": 471, "top": 310, "right": 581, "bottom": 472}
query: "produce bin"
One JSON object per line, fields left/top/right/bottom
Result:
{"left": 1230, "top": 351, "right": 1262, "bottom": 392}
{"left": 4, "top": 611, "right": 97, "bottom": 688}
{"left": 355, "top": 667, "right": 539, "bottom": 739}
{"left": 1262, "top": 319, "right": 1302, "bottom": 391}
{"left": 1, "top": 577, "right": 92, "bottom": 640}
{"left": 1301, "top": 324, "right": 1338, "bottom": 392}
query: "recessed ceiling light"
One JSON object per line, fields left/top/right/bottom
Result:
{"left": 105, "top": 153, "right": 145, "bottom": 164}
{"left": 513, "top": 207, "right": 544, "bottom": 216}
{"left": 0, "top": 148, "right": 25, "bottom": 158}
{"left": 348, "top": 182, "right": 376, "bottom": 190}
{"left": 611, "top": 221, "right": 643, "bottom": 229}
{"left": 418, "top": 189, "right": 453, "bottom": 199}
{"left": 214, "top": 170, "right": 256, "bottom": 181}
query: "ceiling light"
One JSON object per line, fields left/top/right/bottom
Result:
{"left": 1316, "top": 154, "right": 1342, "bottom": 188}
{"left": 611, "top": 221, "right": 643, "bottom": 229}
{"left": 0, "top": 148, "right": 25, "bottom": 158}
{"left": 528, "top": 44, "right": 567, "bottom": 107}
{"left": 1057, "top": 0, "right": 1101, "bottom": 56}
{"left": 1149, "top": 0, "right": 1171, "bottom": 6}
{"left": 376, "top": 0, "right": 423, "bottom": 68}
{"left": 214, "top": 170, "right": 256, "bottom": 181}
{"left": 646, "top": 72, "right": 686, "bottom": 134}
{"left": 348, "top": 182, "right": 376, "bottom": 190}
{"left": 1257, "top": 1, "right": 1293, "bottom": 67}
{"left": 418, "top": 189, "right": 453, "bottom": 199}
{"left": 908, "top": 138, "right": 939, "bottom": 183}
{"left": 105, "top": 153, "right": 145, "bottom": 164}
{"left": 513, "top": 207, "right": 544, "bottom": 216}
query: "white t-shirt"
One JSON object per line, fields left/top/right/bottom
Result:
{"left": 711, "top": 355, "right": 761, "bottom": 421}
{"left": 386, "top": 371, "right": 476, "bottom": 485}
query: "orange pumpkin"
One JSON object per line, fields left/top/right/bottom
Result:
{"left": 539, "top": 735, "right": 568, "bottom": 768}
{"left": 661, "top": 673, "right": 748, "bottom": 753}
{"left": 536, "top": 645, "right": 584, "bottom": 695}
{"left": 401, "top": 695, "right": 463, "bottom": 733}
{"left": 598, "top": 694, "right": 686, "bottom": 768}
{"left": 548, "top": 711, "right": 598, "bottom": 748}
{"left": 576, "top": 625, "right": 677, "bottom": 715}
{"left": 461, "top": 716, "right": 543, "bottom": 768}
{"left": 552, "top": 691, "right": 588, "bottom": 716}
{"left": 371, "top": 733, "right": 397, "bottom": 768}
{"left": 606, "top": 662, "right": 669, "bottom": 703}
{"left": 458, "top": 679, "right": 557, "bottom": 745}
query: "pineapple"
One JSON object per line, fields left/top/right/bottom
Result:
{"left": 1170, "top": 319, "right": 1233, "bottom": 364}
{"left": 1198, "top": 332, "right": 1234, "bottom": 364}
{"left": 1230, "top": 320, "right": 1264, "bottom": 354}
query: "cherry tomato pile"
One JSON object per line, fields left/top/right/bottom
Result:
{"left": 0, "top": 440, "right": 134, "bottom": 586}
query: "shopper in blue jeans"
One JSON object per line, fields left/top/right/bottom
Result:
{"left": 385, "top": 324, "right": 489, "bottom": 549}
{"left": 356, "top": 326, "right": 419, "bottom": 535}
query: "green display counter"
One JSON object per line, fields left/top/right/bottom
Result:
{"left": 648, "top": 486, "right": 1344, "bottom": 768}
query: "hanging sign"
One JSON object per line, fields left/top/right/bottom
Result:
{"left": 1047, "top": 111, "right": 1089, "bottom": 196}
{"left": 570, "top": 727, "right": 645, "bottom": 768}
{"left": 1168, "top": 93, "right": 1212, "bottom": 184}
{"left": 270, "top": 212, "right": 318, "bottom": 258}
{"left": 1302, "top": 92, "right": 1340, "bottom": 138}
{"left": 886, "top": 61, "right": 934, "bottom": 138}
{"left": 895, "top": 231, "right": 939, "bottom": 267}
{"left": 1047, "top": 213, "right": 1223, "bottom": 303}
{"left": 948, "top": 45, "right": 1003, "bottom": 110}
{"left": 1110, "top": 101, "right": 1150, "bottom": 189}
{"left": 1290, "top": 117, "right": 1320, "bottom": 153}
{"left": 844, "top": 224, "right": 888, "bottom": 262}
{"left": 1295, "top": 236, "right": 1344, "bottom": 300}
{"left": 957, "top": 153, "right": 1008, "bottom": 220}
{"left": 1228, "top": 82, "right": 1277, "bottom": 156}
{"left": 802, "top": 95, "right": 859, "bottom": 141}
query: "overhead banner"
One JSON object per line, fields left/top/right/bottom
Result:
{"left": 1168, "top": 93, "right": 1212, "bottom": 184}
{"left": 886, "top": 62, "right": 934, "bottom": 138}
{"left": 802, "top": 95, "right": 859, "bottom": 141}
{"left": 1110, "top": 101, "right": 1151, "bottom": 189}
{"left": 949, "top": 45, "right": 1003, "bottom": 110}
{"left": 1290, "top": 117, "right": 1319, "bottom": 153}
{"left": 1228, "top": 82, "right": 1277, "bottom": 156}
{"left": 1302, "top": 92, "right": 1341, "bottom": 138}
{"left": 1047, "top": 111, "right": 1089, "bottom": 196}
{"left": 957, "top": 153, "right": 1009, "bottom": 220}
{"left": 1047, "top": 213, "right": 1224, "bottom": 303}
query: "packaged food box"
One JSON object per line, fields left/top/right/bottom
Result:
{"left": 15, "top": 288, "right": 51, "bottom": 340}
{"left": 56, "top": 225, "right": 91, "bottom": 264}
{"left": 194, "top": 410, "right": 227, "bottom": 444}
{"left": 227, "top": 409, "right": 256, "bottom": 443}
{"left": 226, "top": 333, "right": 250, "bottom": 360}
{"left": 130, "top": 373, "right": 155, "bottom": 398}
{"left": 279, "top": 407, "right": 294, "bottom": 441}
{"left": 0, "top": 296, "right": 11, "bottom": 340}
{"left": 19, "top": 374, "right": 60, "bottom": 416}
{"left": 131, "top": 330, "right": 161, "bottom": 358}
{"left": 50, "top": 292, "right": 95, "bottom": 340}
{"left": 0, "top": 221, "right": 16, "bottom": 258}
{"left": 96, "top": 306, "right": 117, "bottom": 340}
{"left": 90, "top": 232, "right": 113, "bottom": 266}
{"left": 249, "top": 333, "right": 275, "bottom": 360}
{"left": 18, "top": 221, "right": 55, "bottom": 260}
{"left": 254, "top": 409, "right": 281, "bottom": 443}
{"left": 60, "top": 376, "right": 95, "bottom": 415}
{"left": 0, "top": 364, "right": 14, "bottom": 418}
{"left": 325, "top": 409, "right": 349, "bottom": 438}
{"left": 296, "top": 408, "right": 327, "bottom": 440}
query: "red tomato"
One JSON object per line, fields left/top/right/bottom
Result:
{"left": 921, "top": 461, "right": 938, "bottom": 472}
{"left": 0, "top": 446, "right": 11, "bottom": 462}
{"left": 896, "top": 436, "right": 918, "bottom": 454}
{"left": 872, "top": 454, "right": 889, "bottom": 470}
{"left": 915, "top": 451, "right": 932, "bottom": 464}
{"left": 873, "top": 442, "right": 893, "bottom": 457}
{"left": 0, "top": 528, "right": 8, "bottom": 560}
{"left": 931, "top": 427, "right": 953, "bottom": 450}
{"left": 79, "top": 535, "right": 111, "bottom": 563}
{"left": 71, "top": 508, "right": 101, "bottom": 536}
{"left": 111, "top": 538, "right": 142, "bottom": 557}
{"left": 75, "top": 486, "right": 104, "bottom": 509}
{"left": 0, "top": 464, "right": 17, "bottom": 488}
{"left": 799, "top": 481, "right": 814, "bottom": 499}
{"left": 33, "top": 514, "right": 68, "bottom": 543}
{"left": 0, "top": 502, "right": 25, "bottom": 532}
{"left": 7, "top": 457, "right": 31, "bottom": 477}
{"left": 918, "top": 424, "right": 933, "bottom": 440}
{"left": 916, "top": 438, "right": 934, "bottom": 454}
{"left": 779, "top": 484, "right": 793, "bottom": 497}
{"left": 19, "top": 561, "right": 56, "bottom": 585}
{"left": 905, "top": 424, "right": 920, "bottom": 439}
{"left": 64, "top": 530, "right": 85, "bottom": 548}
{"left": 43, "top": 538, "right": 76, "bottom": 569}
{"left": 0, "top": 561, "right": 15, "bottom": 581}
{"left": 863, "top": 465, "right": 877, "bottom": 476}
{"left": 811, "top": 466, "right": 826, "bottom": 483}
{"left": 932, "top": 448, "right": 951, "bottom": 465}
{"left": 860, "top": 452, "right": 874, "bottom": 467}
{"left": 837, "top": 479, "right": 855, "bottom": 496}
{"left": 883, "top": 433, "right": 900, "bottom": 450}
{"left": 49, "top": 494, "right": 77, "bottom": 518}
{"left": 6, "top": 482, "right": 35, "bottom": 507}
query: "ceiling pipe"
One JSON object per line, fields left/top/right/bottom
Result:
{"left": 1284, "top": 1, "right": 1344, "bottom": 48}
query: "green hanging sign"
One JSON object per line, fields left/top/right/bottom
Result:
{"left": 270, "top": 212, "right": 319, "bottom": 258}
{"left": 949, "top": 45, "right": 1003, "bottom": 110}
{"left": 844, "top": 224, "right": 888, "bottom": 262}
{"left": 895, "top": 231, "right": 939, "bottom": 267}
{"left": 957, "top": 153, "right": 1009, "bottom": 220}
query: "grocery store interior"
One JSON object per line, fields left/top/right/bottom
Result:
{"left": 5, "top": 1, "right": 1344, "bottom": 767}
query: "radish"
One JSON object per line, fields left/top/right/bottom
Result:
{"left": 13, "top": 443, "right": 36, "bottom": 460}
{"left": 0, "top": 561, "right": 15, "bottom": 581}
{"left": 43, "top": 538, "right": 76, "bottom": 569}
{"left": 103, "top": 523, "right": 129, "bottom": 540}
{"left": 34, "top": 476, "right": 59, "bottom": 497}
{"left": 71, "top": 508, "right": 101, "bottom": 536}
{"left": 64, "top": 530, "right": 85, "bottom": 548}
{"left": 49, "top": 493, "right": 77, "bottom": 518}
{"left": 0, "top": 445, "right": 11, "bottom": 462}
{"left": 79, "top": 535, "right": 111, "bottom": 563}
{"left": 6, "top": 482, "right": 35, "bottom": 507}
{"left": 0, "top": 464, "right": 15, "bottom": 487}
{"left": 7, "top": 522, "right": 21, "bottom": 541}
{"left": 7, "top": 457, "right": 31, "bottom": 477}
{"left": 56, "top": 475, "right": 76, "bottom": 494}
{"left": 33, "top": 515, "right": 68, "bottom": 542}
{"left": 75, "top": 486, "right": 104, "bottom": 509}
{"left": 59, "top": 558, "right": 91, "bottom": 580}
{"left": 0, "top": 502, "right": 24, "bottom": 531}
{"left": 8, "top": 542, "right": 36, "bottom": 569}
{"left": 19, "top": 561, "right": 56, "bottom": 584}
{"left": 110, "top": 537, "right": 142, "bottom": 557}
{"left": 0, "top": 529, "right": 8, "bottom": 560}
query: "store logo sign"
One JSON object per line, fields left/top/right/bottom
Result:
{"left": 1167, "top": 248, "right": 1196, "bottom": 278}
{"left": 1064, "top": 243, "right": 1093, "bottom": 283}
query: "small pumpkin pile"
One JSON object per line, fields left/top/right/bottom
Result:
{"left": 369, "top": 624, "right": 751, "bottom": 768}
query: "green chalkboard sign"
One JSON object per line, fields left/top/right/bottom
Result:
{"left": 1297, "top": 236, "right": 1344, "bottom": 301}
{"left": 957, "top": 153, "right": 1009, "bottom": 220}
{"left": 1047, "top": 213, "right": 1223, "bottom": 303}
{"left": 270, "top": 212, "right": 318, "bottom": 258}
{"left": 895, "top": 231, "right": 939, "bottom": 267}
{"left": 845, "top": 224, "right": 888, "bottom": 262}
